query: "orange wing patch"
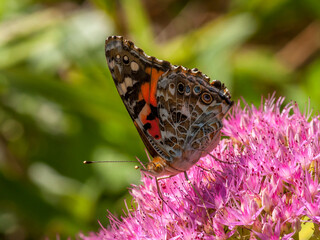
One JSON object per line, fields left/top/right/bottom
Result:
{"left": 138, "top": 67, "right": 164, "bottom": 140}
{"left": 141, "top": 67, "right": 164, "bottom": 107}
{"left": 139, "top": 104, "right": 161, "bottom": 140}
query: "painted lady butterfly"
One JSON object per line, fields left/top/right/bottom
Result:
{"left": 105, "top": 36, "right": 233, "bottom": 178}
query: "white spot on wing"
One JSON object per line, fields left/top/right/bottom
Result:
{"left": 117, "top": 77, "right": 136, "bottom": 96}
{"left": 168, "top": 85, "right": 175, "bottom": 95}
{"left": 109, "top": 60, "right": 115, "bottom": 69}
{"left": 119, "top": 82, "right": 127, "bottom": 95}
{"left": 130, "top": 61, "right": 139, "bottom": 72}
{"left": 124, "top": 77, "right": 133, "bottom": 88}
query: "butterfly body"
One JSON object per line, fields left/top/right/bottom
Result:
{"left": 105, "top": 36, "right": 233, "bottom": 177}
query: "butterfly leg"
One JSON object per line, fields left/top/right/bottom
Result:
{"left": 155, "top": 177, "right": 164, "bottom": 210}
{"left": 155, "top": 177, "right": 180, "bottom": 218}
{"left": 184, "top": 171, "right": 213, "bottom": 226}
{"left": 156, "top": 175, "right": 176, "bottom": 210}
{"left": 196, "top": 164, "right": 212, "bottom": 172}
{"left": 206, "top": 151, "right": 238, "bottom": 165}
{"left": 157, "top": 175, "right": 175, "bottom": 181}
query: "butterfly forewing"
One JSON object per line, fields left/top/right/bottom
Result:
{"left": 105, "top": 36, "right": 171, "bottom": 159}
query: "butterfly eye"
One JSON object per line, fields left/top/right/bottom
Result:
{"left": 193, "top": 85, "right": 201, "bottom": 95}
{"left": 154, "top": 163, "right": 163, "bottom": 173}
{"left": 123, "top": 55, "right": 130, "bottom": 64}
{"left": 177, "top": 82, "right": 185, "bottom": 94}
{"left": 201, "top": 92, "right": 213, "bottom": 104}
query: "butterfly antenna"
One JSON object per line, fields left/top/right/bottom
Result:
{"left": 135, "top": 157, "right": 146, "bottom": 170}
{"left": 83, "top": 160, "right": 137, "bottom": 164}
{"left": 84, "top": 160, "right": 147, "bottom": 171}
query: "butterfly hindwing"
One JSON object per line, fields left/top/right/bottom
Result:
{"left": 156, "top": 67, "right": 233, "bottom": 165}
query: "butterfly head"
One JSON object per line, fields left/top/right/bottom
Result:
{"left": 139, "top": 156, "right": 166, "bottom": 177}
{"left": 141, "top": 156, "right": 183, "bottom": 177}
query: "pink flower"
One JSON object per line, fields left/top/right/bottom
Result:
{"left": 80, "top": 95, "right": 320, "bottom": 239}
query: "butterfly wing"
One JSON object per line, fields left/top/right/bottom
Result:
{"left": 156, "top": 67, "right": 233, "bottom": 169}
{"left": 106, "top": 36, "right": 233, "bottom": 174}
{"left": 105, "top": 36, "right": 172, "bottom": 160}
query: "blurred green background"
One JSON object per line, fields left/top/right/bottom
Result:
{"left": 0, "top": 0, "right": 319, "bottom": 239}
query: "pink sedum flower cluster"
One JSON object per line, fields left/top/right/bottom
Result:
{"left": 81, "top": 96, "right": 320, "bottom": 239}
